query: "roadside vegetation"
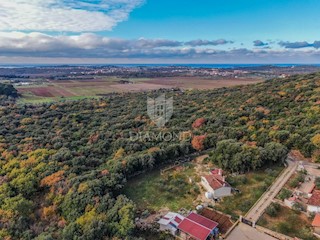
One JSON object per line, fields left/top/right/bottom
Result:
{"left": 214, "top": 166, "right": 283, "bottom": 218}
{"left": 258, "top": 205, "right": 316, "bottom": 240}
{"left": 0, "top": 72, "right": 319, "bottom": 239}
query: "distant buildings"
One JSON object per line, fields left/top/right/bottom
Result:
{"left": 201, "top": 169, "right": 232, "bottom": 199}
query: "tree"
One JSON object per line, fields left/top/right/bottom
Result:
{"left": 191, "top": 135, "right": 207, "bottom": 151}
{"left": 311, "top": 134, "right": 320, "bottom": 148}
{"left": 278, "top": 188, "right": 292, "bottom": 200}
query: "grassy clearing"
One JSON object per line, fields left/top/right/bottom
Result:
{"left": 214, "top": 166, "right": 283, "bottom": 219}
{"left": 258, "top": 205, "right": 316, "bottom": 240}
{"left": 122, "top": 163, "right": 200, "bottom": 211}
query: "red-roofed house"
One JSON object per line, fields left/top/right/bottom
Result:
{"left": 307, "top": 190, "right": 320, "bottom": 213}
{"left": 201, "top": 169, "right": 232, "bottom": 199}
{"left": 178, "top": 212, "right": 219, "bottom": 240}
{"left": 312, "top": 214, "right": 320, "bottom": 234}
{"left": 158, "top": 212, "right": 185, "bottom": 235}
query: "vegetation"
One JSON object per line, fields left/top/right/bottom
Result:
{"left": 278, "top": 188, "right": 293, "bottom": 200}
{"left": 214, "top": 167, "right": 282, "bottom": 218}
{"left": 265, "top": 202, "right": 281, "bottom": 217}
{"left": 289, "top": 171, "right": 306, "bottom": 188}
{"left": 0, "top": 83, "right": 18, "bottom": 98}
{"left": 123, "top": 164, "right": 199, "bottom": 211}
{"left": 258, "top": 205, "right": 316, "bottom": 240}
{"left": 0, "top": 72, "right": 320, "bottom": 238}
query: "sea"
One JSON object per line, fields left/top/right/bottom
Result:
{"left": 0, "top": 64, "right": 320, "bottom": 69}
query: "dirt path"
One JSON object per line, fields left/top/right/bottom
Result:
{"left": 245, "top": 158, "right": 298, "bottom": 223}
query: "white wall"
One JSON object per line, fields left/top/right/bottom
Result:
{"left": 307, "top": 205, "right": 320, "bottom": 213}
{"left": 201, "top": 177, "right": 232, "bottom": 198}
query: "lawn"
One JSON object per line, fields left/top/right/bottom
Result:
{"left": 258, "top": 205, "right": 316, "bottom": 240}
{"left": 122, "top": 163, "right": 200, "bottom": 211}
{"left": 214, "top": 166, "right": 283, "bottom": 219}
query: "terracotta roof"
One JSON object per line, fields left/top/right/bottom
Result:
{"left": 308, "top": 190, "right": 320, "bottom": 206}
{"left": 178, "top": 212, "right": 218, "bottom": 240}
{"left": 312, "top": 214, "right": 320, "bottom": 227}
{"left": 211, "top": 169, "right": 223, "bottom": 176}
{"left": 204, "top": 175, "right": 229, "bottom": 190}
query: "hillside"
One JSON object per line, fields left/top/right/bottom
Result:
{"left": 0, "top": 73, "right": 320, "bottom": 239}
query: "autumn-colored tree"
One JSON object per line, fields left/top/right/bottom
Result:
{"left": 311, "top": 134, "right": 320, "bottom": 148}
{"left": 114, "top": 148, "right": 125, "bottom": 158}
{"left": 40, "top": 171, "right": 64, "bottom": 187}
{"left": 191, "top": 135, "right": 207, "bottom": 151}
{"left": 192, "top": 118, "right": 206, "bottom": 129}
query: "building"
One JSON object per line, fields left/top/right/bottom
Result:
{"left": 178, "top": 212, "right": 219, "bottom": 240}
{"left": 307, "top": 190, "right": 320, "bottom": 213}
{"left": 201, "top": 169, "right": 232, "bottom": 199}
{"left": 312, "top": 214, "right": 320, "bottom": 235}
{"left": 158, "top": 212, "right": 184, "bottom": 235}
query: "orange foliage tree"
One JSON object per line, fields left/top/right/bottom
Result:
{"left": 191, "top": 135, "right": 207, "bottom": 151}
{"left": 192, "top": 118, "right": 206, "bottom": 129}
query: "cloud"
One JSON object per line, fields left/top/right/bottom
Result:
{"left": 279, "top": 40, "right": 320, "bottom": 49}
{"left": 253, "top": 40, "right": 268, "bottom": 47}
{"left": 0, "top": 0, "right": 144, "bottom": 32}
{"left": 0, "top": 32, "right": 320, "bottom": 63}
{"left": 185, "top": 39, "right": 233, "bottom": 46}
{"left": 279, "top": 41, "right": 312, "bottom": 49}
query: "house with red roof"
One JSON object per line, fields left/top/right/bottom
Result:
{"left": 177, "top": 212, "right": 219, "bottom": 240}
{"left": 201, "top": 169, "right": 232, "bottom": 199}
{"left": 158, "top": 212, "right": 185, "bottom": 235}
{"left": 312, "top": 214, "right": 320, "bottom": 235}
{"left": 307, "top": 190, "right": 320, "bottom": 213}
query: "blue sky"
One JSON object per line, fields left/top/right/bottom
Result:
{"left": 0, "top": 0, "right": 320, "bottom": 63}
{"left": 112, "top": 0, "right": 320, "bottom": 44}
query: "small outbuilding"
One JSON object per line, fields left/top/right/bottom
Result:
{"left": 307, "top": 190, "right": 320, "bottom": 213}
{"left": 158, "top": 212, "right": 184, "bottom": 235}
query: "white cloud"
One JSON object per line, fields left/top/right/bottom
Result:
{"left": 0, "top": 32, "right": 319, "bottom": 63}
{"left": 0, "top": 0, "right": 144, "bottom": 32}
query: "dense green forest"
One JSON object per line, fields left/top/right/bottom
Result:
{"left": 0, "top": 83, "right": 18, "bottom": 98}
{"left": 0, "top": 73, "right": 320, "bottom": 239}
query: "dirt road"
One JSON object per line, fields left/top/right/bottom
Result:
{"left": 245, "top": 158, "right": 298, "bottom": 223}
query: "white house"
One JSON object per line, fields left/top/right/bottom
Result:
{"left": 158, "top": 212, "right": 184, "bottom": 235}
{"left": 307, "top": 190, "right": 320, "bottom": 213}
{"left": 201, "top": 169, "right": 232, "bottom": 199}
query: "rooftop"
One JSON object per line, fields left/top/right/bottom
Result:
{"left": 158, "top": 212, "right": 184, "bottom": 227}
{"left": 203, "top": 175, "right": 229, "bottom": 190}
{"left": 308, "top": 190, "right": 320, "bottom": 206}
{"left": 178, "top": 212, "right": 218, "bottom": 240}
{"left": 312, "top": 214, "right": 320, "bottom": 227}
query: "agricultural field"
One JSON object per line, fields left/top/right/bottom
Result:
{"left": 214, "top": 166, "right": 283, "bottom": 219}
{"left": 16, "top": 77, "right": 263, "bottom": 103}
{"left": 258, "top": 205, "right": 316, "bottom": 240}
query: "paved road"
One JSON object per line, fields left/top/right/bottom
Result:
{"left": 245, "top": 158, "right": 298, "bottom": 223}
{"left": 227, "top": 223, "right": 277, "bottom": 240}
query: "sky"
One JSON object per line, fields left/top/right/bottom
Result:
{"left": 0, "top": 0, "right": 320, "bottom": 64}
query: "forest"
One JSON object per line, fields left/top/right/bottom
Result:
{"left": 0, "top": 83, "right": 18, "bottom": 98}
{"left": 0, "top": 72, "right": 319, "bottom": 239}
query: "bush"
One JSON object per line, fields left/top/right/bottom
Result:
{"left": 278, "top": 188, "right": 292, "bottom": 200}
{"left": 266, "top": 203, "right": 280, "bottom": 217}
